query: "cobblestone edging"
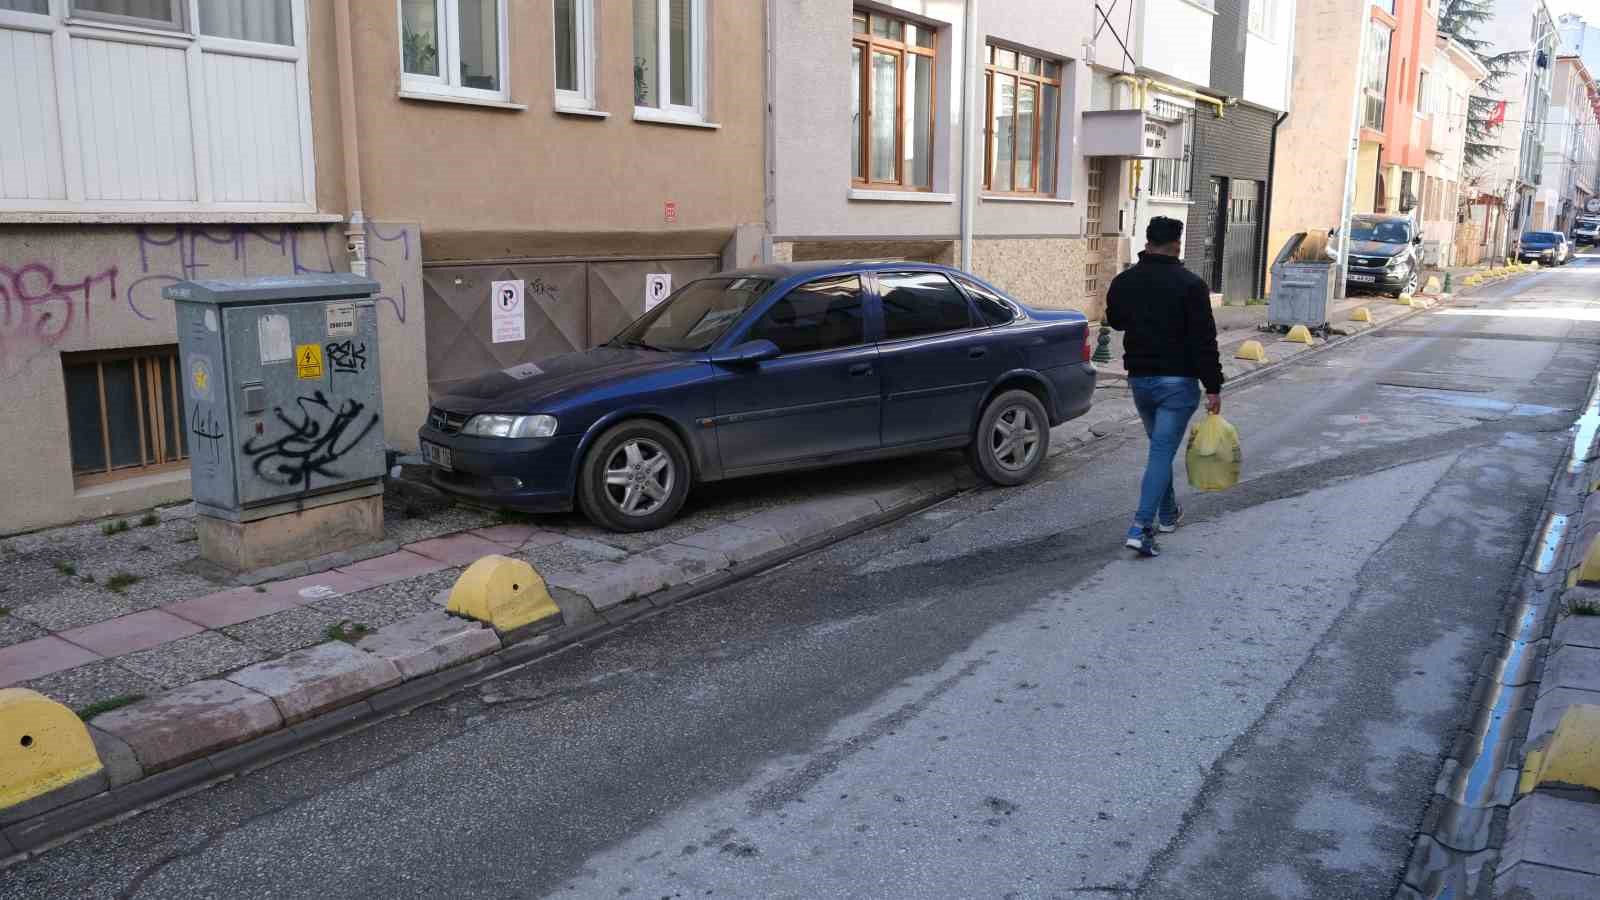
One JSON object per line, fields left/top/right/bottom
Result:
{"left": 0, "top": 290, "right": 1456, "bottom": 866}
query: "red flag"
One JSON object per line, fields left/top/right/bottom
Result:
{"left": 1487, "top": 100, "right": 1507, "bottom": 128}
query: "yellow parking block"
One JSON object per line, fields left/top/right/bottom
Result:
{"left": 1575, "top": 535, "right": 1600, "bottom": 586}
{"left": 1424, "top": 276, "right": 1442, "bottom": 294}
{"left": 1519, "top": 704, "right": 1600, "bottom": 794}
{"left": 0, "top": 688, "right": 104, "bottom": 811}
{"left": 1350, "top": 307, "right": 1373, "bottom": 322}
{"left": 1234, "top": 340, "right": 1268, "bottom": 362}
{"left": 1395, "top": 294, "right": 1415, "bottom": 307}
{"left": 447, "top": 554, "right": 561, "bottom": 633}
{"left": 1284, "top": 325, "right": 1315, "bottom": 345}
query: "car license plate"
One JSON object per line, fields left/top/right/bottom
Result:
{"left": 1349, "top": 274, "right": 1376, "bottom": 283}
{"left": 423, "top": 441, "right": 453, "bottom": 471}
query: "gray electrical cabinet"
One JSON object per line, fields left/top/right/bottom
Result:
{"left": 165, "top": 274, "right": 385, "bottom": 520}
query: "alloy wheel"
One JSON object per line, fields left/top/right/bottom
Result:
{"left": 603, "top": 438, "right": 675, "bottom": 517}
{"left": 989, "top": 404, "right": 1042, "bottom": 473}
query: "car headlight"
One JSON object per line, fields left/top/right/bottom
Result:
{"left": 1386, "top": 257, "right": 1404, "bottom": 269}
{"left": 461, "top": 414, "right": 558, "bottom": 438}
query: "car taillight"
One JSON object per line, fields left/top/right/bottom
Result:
{"left": 1082, "top": 328, "right": 1094, "bottom": 362}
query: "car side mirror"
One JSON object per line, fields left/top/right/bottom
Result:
{"left": 710, "top": 339, "right": 781, "bottom": 367}
{"left": 1413, "top": 236, "right": 1423, "bottom": 245}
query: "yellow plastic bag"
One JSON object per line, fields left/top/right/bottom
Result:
{"left": 1186, "top": 413, "right": 1241, "bottom": 492}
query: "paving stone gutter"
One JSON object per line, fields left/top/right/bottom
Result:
{"left": 0, "top": 288, "right": 1464, "bottom": 865}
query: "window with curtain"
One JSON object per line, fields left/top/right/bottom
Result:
{"left": 200, "top": 0, "right": 293, "bottom": 45}
{"left": 984, "top": 43, "right": 1061, "bottom": 196}
{"left": 71, "top": 0, "right": 182, "bottom": 29}
{"left": 634, "top": 0, "right": 705, "bottom": 118}
{"left": 852, "top": 9, "right": 936, "bottom": 190}
{"left": 400, "top": 0, "right": 506, "bottom": 100}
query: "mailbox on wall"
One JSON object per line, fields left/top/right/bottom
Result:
{"left": 166, "top": 274, "right": 386, "bottom": 570}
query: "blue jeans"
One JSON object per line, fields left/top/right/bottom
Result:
{"left": 1129, "top": 376, "right": 1201, "bottom": 528}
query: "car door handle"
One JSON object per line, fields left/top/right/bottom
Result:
{"left": 969, "top": 347, "right": 988, "bottom": 359}
{"left": 849, "top": 363, "right": 873, "bottom": 376}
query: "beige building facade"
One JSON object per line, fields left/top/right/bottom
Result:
{"left": 1267, "top": 0, "right": 1367, "bottom": 278}
{"left": 341, "top": 0, "right": 766, "bottom": 392}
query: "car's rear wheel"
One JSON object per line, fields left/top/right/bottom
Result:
{"left": 968, "top": 389, "right": 1050, "bottom": 486}
{"left": 577, "top": 419, "right": 691, "bottom": 532}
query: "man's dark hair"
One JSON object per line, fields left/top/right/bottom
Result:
{"left": 1147, "top": 216, "right": 1184, "bottom": 246}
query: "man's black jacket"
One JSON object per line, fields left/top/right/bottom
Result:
{"left": 1105, "top": 251, "right": 1225, "bottom": 395}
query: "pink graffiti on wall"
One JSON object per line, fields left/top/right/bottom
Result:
{"left": 0, "top": 222, "right": 415, "bottom": 380}
{"left": 0, "top": 263, "right": 119, "bottom": 379}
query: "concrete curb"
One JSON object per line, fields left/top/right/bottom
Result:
{"left": 0, "top": 292, "right": 1452, "bottom": 867}
{"left": 1474, "top": 365, "right": 1600, "bottom": 897}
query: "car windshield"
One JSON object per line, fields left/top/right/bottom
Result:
{"left": 1348, "top": 219, "right": 1411, "bottom": 243}
{"left": 610, "top": 277, "right": 776, "bottom": 352}
{"left": 1522, "top": 232, "right": 1559, "bottom": 245}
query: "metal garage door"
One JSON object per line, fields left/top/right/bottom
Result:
{"left": 422, "top": 257, "right": 718, "bottom": 392}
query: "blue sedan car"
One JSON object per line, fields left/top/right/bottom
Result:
{"left": 418, "top": 261, "right": 1096, "bottom": 532}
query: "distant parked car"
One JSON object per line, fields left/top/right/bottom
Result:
{"left": 419, "top": 262, "right": 1096, "bottom": 531}
{"left": 1573, "top": 216, "right": 1600, "bottom": 247}
{"left": 1337, "top": 214, "right": 1422, "bottom": 297}
{"left": 1518, "top": 231, "right": 1570, "bottom": 265}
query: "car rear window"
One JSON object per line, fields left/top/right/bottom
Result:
{"left": 1522, "top": 233, "right": 1557, "bottom": 244}
{"left": 879, "top": 272, "right": 976, "bottom": 340}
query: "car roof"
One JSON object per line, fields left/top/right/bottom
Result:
{"left": 710, "top": 260, "right": 962, "bottom": 281}
{"left": 1352, "top": 214, "right": 1409, "bottom": 224}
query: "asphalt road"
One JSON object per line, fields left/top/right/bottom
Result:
{"left": 9, "top": 259, "right": 1600, "bottom": 900}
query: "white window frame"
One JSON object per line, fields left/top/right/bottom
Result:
{"left": 553, "top": 0, "right": 595, "bottom": 110}
{"left": 0, "top": 0, "right": 319, "bottom": 217}
{"left": 634, "top": 0, "right": 708, "bottom": 125}
{"left": 68, "top": 0, "right": 184, "bottom": 33}
{"left": 398, "top": 0, "right": 511, "bottom": 104}
{"left": 1248, "top": 0, "right": 1275, "bottom": 39}
{"left": 1416, "top": 66, "right": 1431, "bottom": 119}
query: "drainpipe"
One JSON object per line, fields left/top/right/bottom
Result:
{"left": 1335, "top": 4, "right": 1374, "bottom": 299}
{"left": 334, "top": 0, "right": 367, "bottom": 276}
{"left": 762, "top": 0, "right": 776, "bottom": 263}
{"left": 959, "top": 0, "right": 976, "bottom": 269}
{"left": 1260, "top": 110, "right": 1288, "bottom": 299}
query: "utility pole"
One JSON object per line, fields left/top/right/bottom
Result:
{"left": 1336, "top": 2, "right": 1374, "bottom": 299}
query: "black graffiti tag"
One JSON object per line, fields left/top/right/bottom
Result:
{"left": 325, "top": 340, "right": 367, "bottom": 379}
{"left": 190, "top": 403, "right": 225, "bottom": 466}
{"left": 241, "top": 391, "right": 380, "bottom": 491}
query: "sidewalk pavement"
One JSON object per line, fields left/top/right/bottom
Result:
{"left": 0, "top": 285, "right": 1445, "bottom": 860}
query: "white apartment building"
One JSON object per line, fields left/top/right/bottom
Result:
{"left": 1538, "top": 55, "right": 1599, "bottom": 233}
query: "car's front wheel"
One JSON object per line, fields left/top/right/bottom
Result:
{"left": 1393, "top": 267, "right": 1419, "bottom": 298}
{"left": 577, "top": 419, "right": 691, "bottom": 532}
{"left": 968, "top": 389, "right": 1051, "bottom": 486}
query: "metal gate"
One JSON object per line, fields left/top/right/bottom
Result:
{"left": 1214, "top": 179, "right": 1262, "bottom": 302}
{"left": 421, "top": 256, "right": 719, "bottom": 391}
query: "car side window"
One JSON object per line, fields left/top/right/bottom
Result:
{"left": 879, "top": 272, "right": 976, "bottom": 340}
{"left": 954, "top": 275, "right": 1017, "bottom": 326}
{"left": 745, "top": 275, "right": 867, "bottom": 355}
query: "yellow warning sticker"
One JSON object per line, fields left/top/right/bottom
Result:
{"left": 295, "top": 343, "right": 324, "bottom": 380}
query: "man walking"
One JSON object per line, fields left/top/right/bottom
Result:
{"left": 1105, "top": 216, "right": 1224, "bottom": 557}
